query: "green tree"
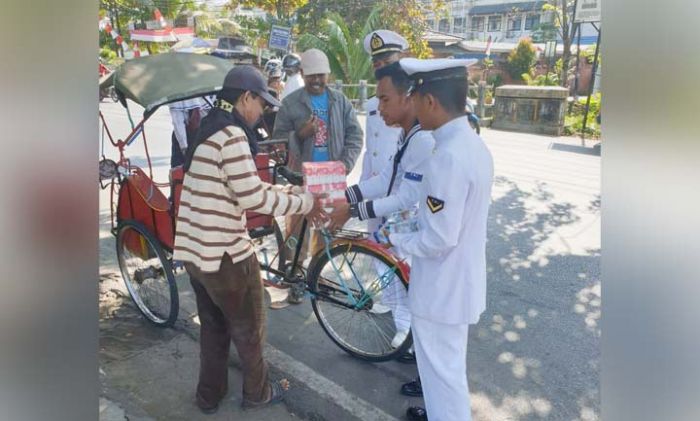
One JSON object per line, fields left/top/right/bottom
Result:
{"left": 506, "top": 38, "right": 537, "bottom": 81}
{"left": 538, "top": 0, "right": 576, "bottom": 87}
{"left": 99, "top": 0, "right": 198, "bottom": 55}
{"left": 297, "top": 8, "right": 383, "bottom": 83}
{"left": 227, "top": 0, "right": 308, "bottom": 23}
{"left": 297, "top": 0, "right": 445, "bottom": 59}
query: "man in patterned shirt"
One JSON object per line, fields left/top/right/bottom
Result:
{"left": 174, "top": 65, "right": 327, "bottom": 414}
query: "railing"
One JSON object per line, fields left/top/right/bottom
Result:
{"left": 330, "top": 79, "right": 495, "bottom": 118}
{"left": 330, "top": 80, "right": 377, "bottom": 112}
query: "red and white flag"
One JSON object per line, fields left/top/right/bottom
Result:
{"left": 100, "top": 20, "right": 131, "bottom": 54}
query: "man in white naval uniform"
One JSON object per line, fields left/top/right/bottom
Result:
{"left": 387, "top": 58, "right": 493, "bottom": 421}
{"left": 359, "top": 30, "right": 416, "bottom": 351}
{"left": 328, "top": 62, "right": 434, "bottom": 354}
{"left": 361, "top": 30, "right": 409, "bottom": 200}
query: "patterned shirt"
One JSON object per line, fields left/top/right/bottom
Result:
{"left": 174, "top": 125, "right": 312, "bottom": 272}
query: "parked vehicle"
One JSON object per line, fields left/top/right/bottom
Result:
{"left": 210, "top": 36, "right": 257, "bottom": 64}
{"left": 99, "top": 62, "right": 118, "bottom": 102}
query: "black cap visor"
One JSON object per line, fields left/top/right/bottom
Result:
{"left": 257, "top": 89, "right": 281, "bottom": 107}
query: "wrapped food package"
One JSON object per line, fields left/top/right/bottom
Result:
{"left": 302, "top": 161, "right": 347, "bottom": 207}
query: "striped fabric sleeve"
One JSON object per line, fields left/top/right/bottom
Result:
{"left": 356, "top": 200, "right": 376, "bottom": 221}
{"left": 345, "top": 185, "right": 363, "bottom": 204}
{"left": 221, "top": 131, "right": 312, "bottom": 215}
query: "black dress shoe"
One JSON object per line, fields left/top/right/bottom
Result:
{"left": 397, "top": 351, "right": 416, "bottom": 364}
{"left": 406, "top": 406, "right": 428, "bottom": 421}
{"left": 400, "top": 378, "right": 423, "bottom": 397}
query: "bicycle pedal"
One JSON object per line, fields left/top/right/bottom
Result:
{"left": 288, "top": 275, "right": 306, "bottom": 284}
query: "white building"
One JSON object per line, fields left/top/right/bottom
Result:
{"left": 424, "top": 0, "right": 598, "bottom": 46}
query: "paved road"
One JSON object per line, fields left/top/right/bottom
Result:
{"left": 99, "top": 101, "right": 600, "bottom": 421}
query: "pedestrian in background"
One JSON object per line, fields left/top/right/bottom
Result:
{"left": 272, "top": 49, "right": 363, "bottom": 286}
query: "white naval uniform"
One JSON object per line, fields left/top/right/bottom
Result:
{"left": 280, "top": 72, "right": 304, "bottom": 100}
{"left": 168, "top": 97, "right": 212, "bottom": 149}
{"left": 390, "top": 116, "right": 493, "bottom": 421}
{"left": 360, "top": 96, "right": 402, "bottom": 233}
{"left": 346, "top": 123, "right": 435, "bottom": 333}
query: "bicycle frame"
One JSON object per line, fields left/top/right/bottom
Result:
{"left": 258, "top": 215, "right": 411, "bottom": 311}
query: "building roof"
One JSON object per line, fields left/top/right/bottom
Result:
{"left": 424, "top": 30, "right": 465, "bottom": 46}
{"left": 129, "top": 27, "right": 194, "bottom": 43}
{"left": 469, "top": 1, "right": 546, "bottom": 15}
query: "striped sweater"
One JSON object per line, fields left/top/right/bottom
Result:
{"left": 173, "top": 125, "right": 313, "bottom": 272}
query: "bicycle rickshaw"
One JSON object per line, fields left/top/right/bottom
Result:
{"left": 99, "top": 53, "right": 413, "bottom": 361}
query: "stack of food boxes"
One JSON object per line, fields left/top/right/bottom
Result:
{"left": 302, "top": 161, "right": 347, "bottom": 208}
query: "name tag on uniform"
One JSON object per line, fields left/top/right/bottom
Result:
{"left": 369, "top": 110, "right": 377, "bottom": 116}
{"left": 404, "top": 172, "right": 423, "bottom": 182}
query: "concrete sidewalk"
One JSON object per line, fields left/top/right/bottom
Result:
{"left": 99, "top": 274, "right": 300, "bottom": 421}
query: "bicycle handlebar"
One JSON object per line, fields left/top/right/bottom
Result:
{"left": 257, "top": 138, "right": 288, "bottom": 148}
{"left": 277, "top": 166, "right": 304, "bottom": 186}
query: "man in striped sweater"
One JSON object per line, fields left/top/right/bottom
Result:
{"left": 173, "top": 66, "right": 327, "bottom": 414}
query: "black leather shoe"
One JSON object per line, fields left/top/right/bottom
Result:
{"left": 406, "top": 406, "right": 428, "bottom": 421}
{"left": 400, "top": 378, "right": 423, "bottom": 397}
{"left": 397, "top": 351, "right": 416, "bottom": 364}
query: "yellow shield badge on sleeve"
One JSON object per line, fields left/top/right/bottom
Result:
{"left": 426, "top": 196, "right": 444, "bottom": 213}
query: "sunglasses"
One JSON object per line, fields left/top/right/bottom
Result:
{"left": 251, "top": 93, "right": 271, "bottom": 112}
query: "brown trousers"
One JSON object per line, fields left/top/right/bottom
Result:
{"left": 185, "top": 253, "right": 269, "bottom": 408}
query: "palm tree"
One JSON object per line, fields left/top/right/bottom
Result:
{"left": 297, "top": 6, "right": 382, "bottom": 84}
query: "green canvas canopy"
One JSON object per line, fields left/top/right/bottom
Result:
{"left": 113, "top": 53, "right": 234, "bottom": 115}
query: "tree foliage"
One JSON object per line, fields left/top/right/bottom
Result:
{"left": 539, "top": 0, "right": 576, "bottom": 87}
{"left": 228, "top": 0, "right": 308, "bottom": 22}
{"left": 506, "top": 38, "right": 537, "bottom": 81}
{"left": 297, "top": 0, "right": 444, "bottom": 59}
{"left": 297, "top": 8, "right": 383, "bottom": 83}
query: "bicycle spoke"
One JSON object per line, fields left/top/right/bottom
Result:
{"left": 311, "top": 243, "right": 410, "bottom": 361}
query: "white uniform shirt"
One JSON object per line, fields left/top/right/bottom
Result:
{"left": 346, "top": 123, "right": 434, "bottom": 220}
{"left": 281, "top": 73, "right": 304, "bottom": 100}
{"left": 360, "top": 97, "right": 401, "bottom": 181}
{"left": 360, "top": 96, "right": 402, "bottom": 231}
{"left": 168, "top": 97, "right": 212, "bottom": 149}
{"left": 390, "top": 116, "right": 494, "bottom": 325}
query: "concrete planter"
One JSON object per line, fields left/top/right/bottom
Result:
{"left": 492, "top": 85, "right": 568, "bottom": 136}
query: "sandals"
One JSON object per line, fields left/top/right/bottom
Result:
{"left": 241, "top": 379, "right": 289, "bottom": 409}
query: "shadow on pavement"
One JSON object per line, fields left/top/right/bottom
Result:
{"left": 468, "top": 176, "right": 600, "bottom": 421}
{"left": 549, "top": 142, "right": 601, "bottom": 157}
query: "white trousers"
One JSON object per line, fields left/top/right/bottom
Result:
{"left": 412, "top": 315, "right": 471, "bottom": 421}
{"left": 372, "top": 252, "right": 411, "bottom": 333}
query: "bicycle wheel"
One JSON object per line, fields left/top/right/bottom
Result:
{"left": 116, "top": 220, "right": 179, "bottom": 327}
{"left": 308, "top": 243, "right": 412, "bottom": 362}
{"left": 109, "top": 87, "right": 119, "bottom": 103}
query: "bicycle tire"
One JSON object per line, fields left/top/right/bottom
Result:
{"left": 308, "top": 243, "right": 412, "bottom": 362}
{"left": 110, "top": 87, "right": 119, "bottom": 103}
{"left": 116, "top": 220, "right": 179, "bottom": 327}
